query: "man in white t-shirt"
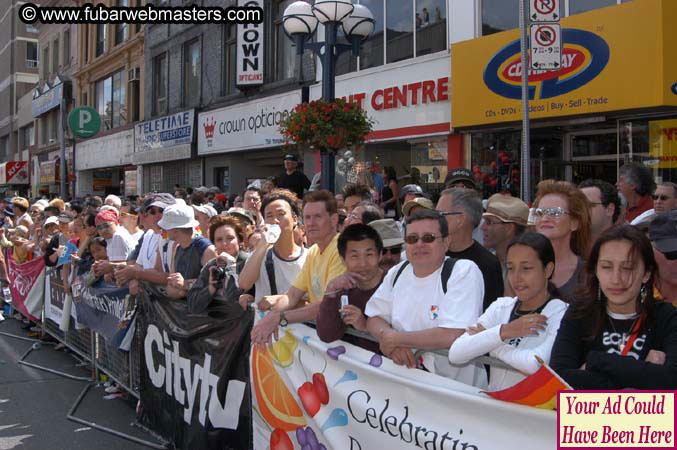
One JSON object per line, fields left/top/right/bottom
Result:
{"left": 94, "top": 209, "right": 137, "bottom": 262}
{"left": 365, "top": 208, "right": 485, "bottom": 385}
{"left": 238, "top": 190, "right": 307, "bottom": 309}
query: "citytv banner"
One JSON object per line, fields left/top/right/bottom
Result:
{"left": 138, "top": 285, "right": 253, "bottom": 449}
{"left": 251, "top": 320, "right": 555, "bottom": 450}
{"left": 198, "top": 91, "right": 301, "bottom": 155}
{"left": 237, "top": 0, "right": 264, "bottom": 86}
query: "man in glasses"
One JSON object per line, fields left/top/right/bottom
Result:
{"left": 579, "top": 179, "right": 620, "bottom": 246}
{"left": 437, "top": 188, "right": 503, "bottom": 311}
{"left": 242, "top": 186, "right": 264, "bottom": 229}
{"left": 480, "top": 194, "right": 528, "bottom": 275}
{"left": 653, "top": 182, "right": 677, "bottom": 215}
{"left": 368, "top": 219, "right": 404, "bottom": 272}
{"left": 365, "top": 209, "right": 485, "bottom": 384}
{"left": 114, "top": 193, "right": 177, "bottom": 287}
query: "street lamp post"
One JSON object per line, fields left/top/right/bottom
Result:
{"left": 283, "top": 0, "right": 374, "bottom": 192}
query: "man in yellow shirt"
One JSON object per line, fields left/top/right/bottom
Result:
{"left": 251, "top": 190, "right": 346, "bottom": 349}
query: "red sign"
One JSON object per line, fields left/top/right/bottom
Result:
{"left": 0, "top": 161, "right": 29, "bottom": 185}
{"left": 337, "top": 77, "right": 450, "bottom": 112}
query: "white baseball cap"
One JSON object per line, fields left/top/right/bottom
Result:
{"left": 192, "top": 204, "right": 217, "bottom": 218}
{"left": 157, "top": 203, "right": 199, "bottom": 230}
{"left": 43, "top": 216, "right": 59, "bottom": 227}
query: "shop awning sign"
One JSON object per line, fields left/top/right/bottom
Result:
{"left": 530, "top": 24, "right": 561, "bottom": 70}
{"left": 0, "top": 162, "right": 29, "bottom": 185}
{"left": 530, "top": 0, "right": 559, "bottom": 22}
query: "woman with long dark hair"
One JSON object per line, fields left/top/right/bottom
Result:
{"left": 550, "top": 225, "right": 677, "bottom": 389}
{"left": 449, "top": 232, "right": 568, "bottom": 390}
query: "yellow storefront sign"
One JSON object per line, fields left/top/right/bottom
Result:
{"left": 649, "top": 119, "right": 677, "bottom": 168}
{"left": 451, "top": 0, "right": 677, "bottom": 128}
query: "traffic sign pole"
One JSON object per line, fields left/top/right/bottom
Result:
{"left": 519, "top": 0, "right": 531, "bottom": 203}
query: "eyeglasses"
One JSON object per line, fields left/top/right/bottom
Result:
{"left": 95, "top": 223, "right": 112, "bottom": 231}
{"left": 245, "top": 196, "right": 261, "bottom": 203}
{"left": 147, "top": 207, "right": 163, "bottom": 215}
{"left": 382, "top": 246, "right": 402, "bottom": 255}
{"left": 653, "top": 195, "right": 671, "bottom": 201}
{"left": 534, "top": 207, "right": 570, "bottom": 219}
{"left": 120, "top": 212, "right": 137, "bottom": 218}
{"left": 484, "top": 219, "right": 507, "bottom": 226}
{"left": 439, "top": 211, "right": 463, "bottom": 217}
{"left": 404, "top": 234, "right": 444, "bottom": 244}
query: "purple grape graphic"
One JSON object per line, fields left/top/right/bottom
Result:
{"left": 326, "top": 345, "right": 346, "bottom": 360}
{"left": 369, "top": 353, "right": 383, "bottom": 367}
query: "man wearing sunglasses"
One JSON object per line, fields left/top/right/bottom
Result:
{"left": 368, "top": 218, "right": 404, "bottom": 272}
{"left": 91, "top": 209, "right": 137, "bottom": 280}
{"left": 365, "top": 209, "right": 485, "bottom": 385}
{"left": 653, "top": 182, "right": 677, "bottom": 214}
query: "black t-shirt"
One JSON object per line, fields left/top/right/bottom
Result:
{"left": 550, "top": 302, "right": 677, "bottom": 390}
{"left": 275, "top": 170, "right": 310, "bottom": 198}
{"left": 446, "top": 241, "right": 504, "bottom": 312}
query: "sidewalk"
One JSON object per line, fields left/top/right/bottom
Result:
{"left": 0, "top": 318, "right": 158, "bottom": 450}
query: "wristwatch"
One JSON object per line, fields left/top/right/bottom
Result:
{"left": 279, "top": 311, "right": 288, "bottom": 327}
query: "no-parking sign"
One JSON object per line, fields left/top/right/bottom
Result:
{"left": 530, "top": 0, "right": 560, "bottom": 22}
{"left": 530, "top": 23, "right": 562, "bottom": 70}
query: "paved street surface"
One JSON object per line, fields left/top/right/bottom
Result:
{"left": 0, "top": 318, "right": 161, "bottom": 450}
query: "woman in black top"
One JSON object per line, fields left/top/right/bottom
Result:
{"left": 550, "top": 225, "right": 677, "bottom": 389}
{"left": 380, "top": 166, "right": 399, "bottom": 219}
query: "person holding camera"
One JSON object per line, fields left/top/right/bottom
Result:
{"left": 188, "top": 216, "right": 247, "bottom": 313}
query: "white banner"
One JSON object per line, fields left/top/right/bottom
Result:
{"left": 197, "top": 91, "right": 301, "bottom": 155}
{"left": 237, "top": 0, "right": 264, "bottom": 86}
{"left": 251, "top": 321, "right": 556, "bottom": 450}
{"left": 133, "top": 110, "right": 194, "bottom": 165}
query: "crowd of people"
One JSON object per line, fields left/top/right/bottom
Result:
{"left": 1, "top": 155, "right": 676, "bottom": 393}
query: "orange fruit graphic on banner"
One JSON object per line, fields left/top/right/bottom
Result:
{"left": 252, "top": 345, "right": 306, "bottom": 431}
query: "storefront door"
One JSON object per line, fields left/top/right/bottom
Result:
{"left": 566, "top": 129, "right": 618, "bottom": 185}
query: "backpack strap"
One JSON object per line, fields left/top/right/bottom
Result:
{"left": 440, "top": 257, "right": 458, "bottom": 294}
{"left": 265, "top": 249, "right": 277, "bottom": 296}
{"left": 391, "top": 261, "right": 410, "bottom": 288}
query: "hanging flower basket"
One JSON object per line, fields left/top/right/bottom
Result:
{"left": 279, "top": 98, "right": 374, "bottom": 151}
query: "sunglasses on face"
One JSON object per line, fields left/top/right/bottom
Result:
{"left": 404, "top": 233, "right": 444, "bottom": 244}
{"left": 147, "top": 208, "right": 163, "bottom": 215}
{"left": 120, "top": 212, "right": 137, "bottom": 218}
{"left": 534, "top": 207, "right": 569, "bottom": 219}
{"left": 382, "top": 247, "right": 402, "bottom": 255}
{"left": 484, "top": 219, "right": 507, "bottom": 226}
{"left": 653, "top": 194, "right": 671, "bottom": 201}
{"left": 95, "top": 223, "right": 112, "bottom": 231}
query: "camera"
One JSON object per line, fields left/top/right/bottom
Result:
{"left": 212, "top": 265, "right": 229, "bottom": 289}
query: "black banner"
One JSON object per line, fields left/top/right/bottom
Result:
{"left": 138, "top": 284, "right": 253, "bottom": 450}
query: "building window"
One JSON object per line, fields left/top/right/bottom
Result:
{"left": 481, "top": 0, "right": 519, "bottom": 35}
{"left": 96, "top": 69, "right": 127, "bottom": 130}
{"left": 26, "top": 42, "right": 38, "bottom": 69}
{"left": 223, "top": 24, "right": 237, "bottom": 95}
{"left": 569, "top": 0, "right": 616, "bottom": 15}
{"left": 42, "top": 46, "right": 49, "bottom": 77}
{"left": 22, "top": 125, "right": 35, "bottom": 149}
{"left": 183, "top": 39, "right": 200, "bottom": 105}
{"left": 154, "top": 54, "right": 167, "bottom": 114}
{"left": 96, "top": 24, "right": 107, "bottom": 56}
{"left": 50, "top": 112, "right": 58, "bottom": 141}
{"left": 274, "top": 0, "right": 296, "bottom": 81}
{"left": 0, "top": 137, "right": 8, "bottom": 158}
{"left": 359, "top": 0, "right": 384, "bottom": 70}
{"left": 52, "top": 39, "right": 59, "bottom": 73}
{"left": 415, "top": 0, "right": 446, "bottom": 56}
{"left": 26, "top": 24, "right": 39, "bottom": 33}
{"left": 83, "top": 25, "right": 89, "bottom": 63}
{"left": 63, "top": 29, "right": 70, "bottom": 65}
{"left": 40, "top": 119, "right": 47, "bottom": 144}
{"left": 386, "top": 0, "right": 413, "bottom": 63}
{"left": 115, "top": 0, "right": 129, "bottom": 45}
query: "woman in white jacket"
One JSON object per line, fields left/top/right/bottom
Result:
{"left": 449, "top": 232, "right": 568, "bottom": 390}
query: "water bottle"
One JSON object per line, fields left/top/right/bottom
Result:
{"left": 3, "top": 287, "right": 11, "bottom": 303}
{"left": 263, "top": 223, "right": 281, "bottom": 244}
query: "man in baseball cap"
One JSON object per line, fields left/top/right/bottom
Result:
{"left": 401, "top": 197, "right": 434, "bottom": 218}
{"left": 95, "top": 209, "right": 137, "bottom": 263}
{"left": 275, "top": 153, "right": 310, "bottom": 198}
{"left": 649, "top": 210, "right": 677, "bottom": 304}
{"left": 368, "top": 218, "right": 404, "bottom": 272}
{"left": 444, "top": 167, "right": 477, "bottom": 190}
{"left": 481, "top": 194, "right": 529, "bottom": 270}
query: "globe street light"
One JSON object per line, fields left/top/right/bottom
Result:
{"left": 283, "top": 0, "right": 374, "bottom": 192}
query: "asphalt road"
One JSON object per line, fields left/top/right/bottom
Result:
{"left": 0, "top": 318, "right": 164, "bottom": 450}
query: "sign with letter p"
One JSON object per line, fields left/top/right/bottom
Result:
{"left": 68, "top": 106, "right": 101, "bottom": 139}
